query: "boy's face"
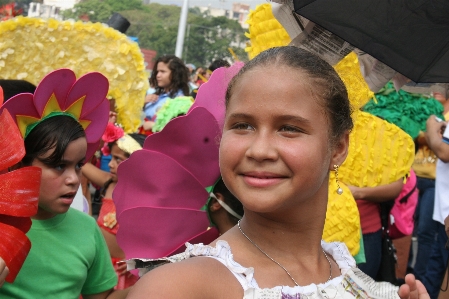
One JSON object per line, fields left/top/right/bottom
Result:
{"left": 32, "top": 137, "right": 87, "bottom": 219}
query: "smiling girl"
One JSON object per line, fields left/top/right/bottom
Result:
{"left": 0, "top": 69, "right": 129, "bottom": 298}
{"left": 128, "top": 47, "right": 428, "bottom": 299}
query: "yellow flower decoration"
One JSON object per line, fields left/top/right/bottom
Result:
{"left": 103, "top": 212, "right": 117, "bottom": 229}
{"left": 0, "top": 16, "right": 149, "bottom": 133}
{"left": 324, "top": 172, "right": 360, "bottom": 256}
{"left": 245, "top": 3, "right": 291, "bottom": 60}
{"left": 334, "top": 52, "right": 374, "bottom": 111}
{"left": 340, "top": 111, "right": 415, "bottom": 187}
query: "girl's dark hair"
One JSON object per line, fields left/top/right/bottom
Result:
{"left": 0, "top": 79, "right": 36, "bottom": 102}
{"left": 212, "top": 178, "right": 244, "bottom": 224}
{"left": 22, "top": 115, "right": 86, "bottom": 166}
{"left": 149, "top": 55, "right": 190, "bottom": 98}
{"left": 208, "top": 59, "right": 230, "bottom": 72}
{"left": 225, "top": 46, "right": 353, "bottom": 144}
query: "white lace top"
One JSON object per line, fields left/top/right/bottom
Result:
{"left": 128, "top": 240, "right": 400, "bottom": 299}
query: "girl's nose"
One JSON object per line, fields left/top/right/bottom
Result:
{"left": 65, "top": 169, "right": 80, "bottom": 186}
{"left": 245, "top": 131, "right": 278, "bottom": 162}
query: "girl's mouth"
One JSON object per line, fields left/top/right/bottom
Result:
{"left": 60, "top": 192, "right": 76, "bottom": 204}
{"left": 241, "top": 172, "right": 286, "bottom": 188}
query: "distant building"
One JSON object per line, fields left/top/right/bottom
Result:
{"left": 28, "top": 0, "right": 82, "bottom": 20}
{"left": 141, "top": 48, "right": 158, "bottom": 70}
{"left": 28, "top": 2, "right": 62, "bottom": 20}
{"left": 43, "top": 0, "right": 80, "bottom": 11}
{"left": 199, "top": 2, "right": 249, "bottom": 29}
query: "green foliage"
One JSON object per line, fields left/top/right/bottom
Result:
{"left": 105, "top": 0, "right": 142, "bottom": 12}
{"left": 64, "top": 1, "right": 248, "bottom": 66}
{"left": 62, "top": 0, "right": 112, "bottom": 23}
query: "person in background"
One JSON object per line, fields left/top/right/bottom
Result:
{"left": 208, "top": 178, "right": 244, "bottom": 235}
{"left": 0, "top": 69, "right": 129, "bottom": 298}
{"left": 348, "top": 179, "right": 403, "bottom": 280}
{"left": 142, "top": 55, "right": 189, "bottom": 133}
{"left": 82, "top": 123, "right": 145, "bottom": 290}
{"left": 0, "top": 79, "right": 36, "bottom": 101}
{"left": 420, "top": 114, "right": 449, "bottom": 299}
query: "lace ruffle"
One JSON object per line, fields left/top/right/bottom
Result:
{"left": 184, "top": 240, "right": 356, "bottom": 293}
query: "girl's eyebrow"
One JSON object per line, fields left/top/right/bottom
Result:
{"left": 60, "top": 157, "right": 86, "bottom": 164}
{"left": 229, "top": 113, "right": 311, "bottom": 125}
{"left": 278, "top": 114, "right": 311, "bottom": 125}
{"left": 228, "top": 113, "right": 253, "bottom": 119}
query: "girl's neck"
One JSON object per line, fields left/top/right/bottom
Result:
{"left": 238, "top": 209, "right": 326, "bottom": 255}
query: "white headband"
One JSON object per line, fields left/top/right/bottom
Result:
{"left": 209, "top": 193, "right": 243, "bottom": 220}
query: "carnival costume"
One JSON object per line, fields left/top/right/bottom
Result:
{"left": 97, "top": 122, "right": 143, "bottom": 289}
{"left": 114, "top": 63, "right": 243, "bottom": 260}
{"left": 0, "top": 69, "right": 117, "bottom": 297}
{"left": 0, "top": 89, "right": 41, "bottom": 283}
{"left": 0, "top": 16, "right": 148, "bottom": 133}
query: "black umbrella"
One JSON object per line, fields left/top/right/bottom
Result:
{"left": 293, "top": 0, "right": 449, "bottom": 83}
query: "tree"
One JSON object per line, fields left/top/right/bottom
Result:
{"left": 62, "top": 0, "right": 112, "bottom": 23}
{"left": 183, "top": 16, "right": 246, "bottom": 66}
{"left": 63, "top": 2, "right": 248, "bottom": 66}
{"left": 105, "top": 0, "right": 142, "bottom": 13}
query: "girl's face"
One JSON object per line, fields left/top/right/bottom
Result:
{"left": 156, "top": 62, "right": 172, "bottom": 90}
{"left": 108, "top": 144, "right": 128, "bottom": 182}
{"left": 219, "top": 66, "right": 347, "bottom": 215}
{"left": 32, "top": 137, "right": 87, "bottom": 220}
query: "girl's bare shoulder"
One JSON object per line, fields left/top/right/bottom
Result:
{"left": 127, "top": 256, "right": 243, "bottom": 299}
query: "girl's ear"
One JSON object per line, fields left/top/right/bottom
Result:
{"left": 209, "top": 193, "right": 225, "bottom": 212}
{"left": 330, "top": 131, "right": 350, "bottom": 170}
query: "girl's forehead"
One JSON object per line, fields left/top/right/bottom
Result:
{"left": 111, "top": 143, "right": 127, "bottom": 156}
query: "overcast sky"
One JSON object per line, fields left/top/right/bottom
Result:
{"left": 150, "top": 0, "right": 265, "bottom": 10}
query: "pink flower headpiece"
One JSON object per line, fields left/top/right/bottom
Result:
{"left": 0, "top": 68, "right": 110, "bottom": 161}
{"left": 101, "top": 123, "right": 125, "bottom": 156}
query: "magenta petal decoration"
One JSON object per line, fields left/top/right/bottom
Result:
{"left": 33, "top": 69, "right": 76, "bottom": 114}
{"left": 116, "top": 207, "right": 217, "bottom": 259}
{"left": 114, "top": 64, "right": 242, "bottom": 261}
{"left": 66, "top": 72, "right": 109, "bottom": 117}
{"left": 144, "top": 107, "right": 221, "bottom": 188}
{"left": 1, "top": 94, "right": 39, "bottom": 120}
{"left": 82, "top": 99, "right": 110, "bottom": 144}
{"left": 0, "top": 68, "right": 110, "bottom": 161}
{"left": 189, "top": 62, "right": 243, "bottom": 128}
{"left": 114, "top": 150, "right": 210, "bottom": 214}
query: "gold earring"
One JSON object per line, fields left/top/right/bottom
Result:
{"left": 334, "top": 164, "right": 343, "bottom": 195}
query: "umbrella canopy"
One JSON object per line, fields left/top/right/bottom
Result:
{"left": 293, "top": 0, "right": 449, "bottom": 83}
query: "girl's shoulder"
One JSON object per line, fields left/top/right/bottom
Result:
{"left": 127, "top": 247, "right": 243, "bottom": 299}
{"left": 128, "top": 240, "right": 400, "bottom": 299}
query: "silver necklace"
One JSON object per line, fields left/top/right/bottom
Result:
{"left": 237, "top": 220, "right": 332, "bottom": 286}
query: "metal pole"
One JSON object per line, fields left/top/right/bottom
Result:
{"left": 175, "top": 0, "right": 189, "bottom": 58}
{"left": 184, "top": 24, "right": 191, "bottom": 62}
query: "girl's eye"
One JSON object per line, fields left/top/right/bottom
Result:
{"left": 231, "top": 123, "right": 254, "bottom": 130}
{"left": 279, "top": 126, "right": 302, "bottom": 133}
{"left": 55, "top": 164, "right": 65, "bottom": 171}
{"left": 76, "top": 162, "right": 85, "bottom": 170}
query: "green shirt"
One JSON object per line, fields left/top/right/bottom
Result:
{"left": 0, "top": 208, "right": 117, "bottom": 298}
